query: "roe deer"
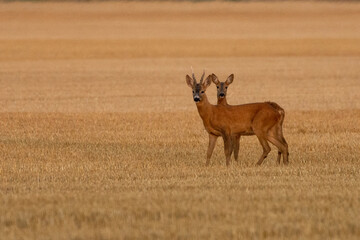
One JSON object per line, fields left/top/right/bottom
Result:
{"left": 186, "top": 71, "right": 289, "bottom": 166}
{"left": 211, "top": 73, "right": 241, "bottom": 162}
{"left": 211, "top": 73, "right": 288, "bottom": 165}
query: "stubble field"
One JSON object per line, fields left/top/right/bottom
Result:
{"left": 0, "top": 1, "right": 360, "bottom": 239}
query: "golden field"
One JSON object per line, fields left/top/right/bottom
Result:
{"left": 0, "top": 1, "right": 360, "bottom": 239}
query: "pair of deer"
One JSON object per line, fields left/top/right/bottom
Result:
{"left": 186, "top": 70, "right": 289, "bottom": 166}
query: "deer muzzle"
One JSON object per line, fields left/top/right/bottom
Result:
{"left": 194, "top": 96, "right": 200, "bottom": 102}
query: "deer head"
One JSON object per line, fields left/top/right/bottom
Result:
{"left": 211, "top": 74, "right": 234, "bottom": 99}
{"left": 186, "top": 70, "right": 212, "bottom": 103}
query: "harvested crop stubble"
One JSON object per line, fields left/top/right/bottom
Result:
{"left": 1, "top": 1, "right": 360, "bottom": 239}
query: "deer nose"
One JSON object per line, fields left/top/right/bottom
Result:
{"left": 219, "top": 93, "right": 225, "bottom": 97}
{"left": 194, "top": 97, "right": 200, "bottom": 102}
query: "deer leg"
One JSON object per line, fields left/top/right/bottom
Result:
{"left": 274, "top": 128, "right": 282, "bottom": 164}
{"left": 280, "top": 136, "right": 289, "bottom": 165}
{"left": 206, "top": 134, "right": 218, "bottom": 166}
{"left": 222, "top": 134, "right": 233, "bottom": 167}
{"left": 277, "top": 151, "right": 282, "bottom": 165}
{"left": 278, "top": 128, "right": 289, "bottom": 165}
{"left": 256, "top": 136, "right": 271, "bottom": 166}
{"left": 233, "top": 135, "right": 241, "bottom": 162}
{"left": 282, "top": 138, "right": 289, "bottom": 165}
{"left": 267, "top": 135, "right": 289, "bottom": 165}
{"left": 268, "top": 126, "right": 289, "bottom": 165}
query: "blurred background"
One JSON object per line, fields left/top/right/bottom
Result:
{"left": 1, "top": 0, "right": 359, "bottom": 112}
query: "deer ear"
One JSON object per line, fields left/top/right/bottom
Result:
{"left": 226, "top": 74, "right": 234, "bottom": 85}
{"left": 202, "top": 75, "right": 212, "bottom": 89}
{"left": 186, "top": 75, "right": 194, "bottom": 88}
{"left": 211, "top": 74, "right": 220, "bottom": 85}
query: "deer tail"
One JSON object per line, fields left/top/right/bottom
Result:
{"left": 266, "top": 101, "right": 285, "bottom": 125}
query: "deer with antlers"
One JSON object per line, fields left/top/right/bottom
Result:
{"left": 186, "top": 70, "right": 289, "bottom": 166}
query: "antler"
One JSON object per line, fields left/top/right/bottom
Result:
{"left": 200, "top": 69, "right": 205, "bottom": 84}
{"left": 191, "top": 66, "right": 196, "bottom": 83}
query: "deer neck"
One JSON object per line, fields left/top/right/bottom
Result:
{"left": 196, "top": 94, "right": 213, "bottom": 120}
{"left": 217, "top": 97, "right": 228, "bottom": 105}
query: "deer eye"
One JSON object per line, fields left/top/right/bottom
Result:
{"left": 192, "top": 91, "right": 194, "bottom": 93}
{"left": 201, "top": 91, "right": 204, "bottom": 94}
{"left": 217, "top": 86, "right": 219, "bottom": 89}
{"left": 225, "top": 87, "right": 228, "bottom": 89}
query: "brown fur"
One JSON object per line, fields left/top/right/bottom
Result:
{"left": 212, "top": 73, "right": 241, "bottom": 162}
{"left": 187, "top": 73, "right": 289, "bottom": 166}
{"left": 266, "top": 101, "right": 285, "bottom": 125}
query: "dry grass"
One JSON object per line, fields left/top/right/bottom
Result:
{"left": 1, "top": 1, "right": 360, "bottom": 239}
